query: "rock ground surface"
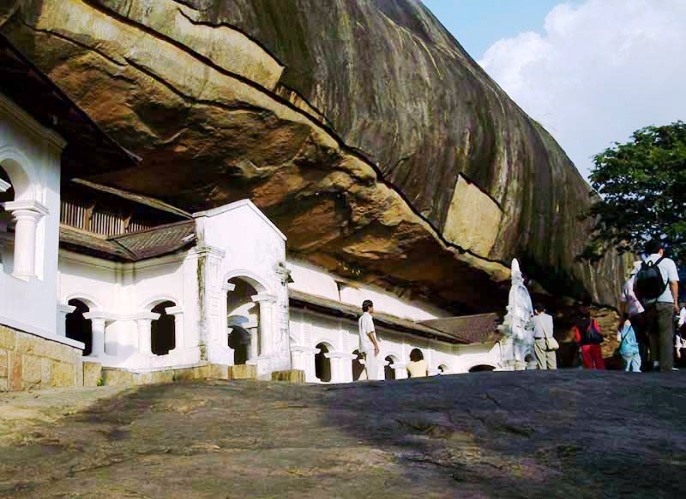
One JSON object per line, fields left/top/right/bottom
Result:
{"left": 1, "top": 371, "right": 685, "bottom": 498}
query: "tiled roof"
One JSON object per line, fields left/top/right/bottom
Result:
{"left": 288, "top": 290, "right": 470, "bottom": 344}
{"left": 420, "top": 314, "right": 502, "bottom": 345}
{"left": 60, "top": 221, "right": 196, "bottom": 262}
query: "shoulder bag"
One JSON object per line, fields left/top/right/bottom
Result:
{"left": 541, "top": 319, "right": 559, "bottom": 351}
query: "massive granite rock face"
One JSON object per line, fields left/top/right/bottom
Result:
{"left": 0, "top": 0, "right": 625, "bottom": 311}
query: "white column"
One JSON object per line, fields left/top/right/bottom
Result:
{"left": 252, "top": 293, "right": 276, "bottom": 357}
{"left": 326, "top": 352, "right": 357, "bottom": 383}
{"left": 167, "top": 306, "right": 185, "bottom": 351}
{"left": 56, "top": 304, "right": 76, "bottom": 337}
{"left": 90, "top": 318, "right": 106, "bottom": 357}
{"left": 249, "top": 327, "right": 259, "bottom": 360}
{"left": 136, "top": 319, "right": 154, "bottom": 356}
{"left": 4, "top": 201, "right": 48, "bottom": 280}
{"left": 393, "top": 363, "right": 408, "bottom": 380}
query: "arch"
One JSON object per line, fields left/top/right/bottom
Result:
{"left": 351, "top": 349, "right": 365, "bottom": 381}
{"left": 226, "top": 276, "right": 261, "bottom": 359}
{"left": 65, "top": 298, "right": 92, "bottom": 356}
{"left": 468, "top": 364, "right": 496, "bottom": 373}
{"left": 384, "top": 354, "right": 399, "bottom": 380}
{"left": 0, "top": 147, "right": 39, "bottom": 202}
{"left": 140, "top": 295, "right": 181, "bottom": 311}
{"left": 151, "top": 300, "right": 176, "bottom": 355}
{"left": 63, "top": 293, "right": 100, "bottom": 311}
{"left": 315, "top": 342, "right": 333, "bottom": 383}
{"left": 223, "top": 270, "right": 269, "bottom": 294}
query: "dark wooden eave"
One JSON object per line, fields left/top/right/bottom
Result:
{"left": 60, "top": 221, "right": 196, "bottom": 262}
{"left": 0, "top": 33, "right": 138, "bottom": 177}
{"left": 288, "top": 290, "right": 471, "bottom": 345}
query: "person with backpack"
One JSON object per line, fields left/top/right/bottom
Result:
{"left": 572, "top": 305, "right": 605, "bottom": 369}
{"left": 633, "top": 239, "right": 680, "bottom": 372}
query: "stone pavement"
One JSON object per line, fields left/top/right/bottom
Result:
{"left": 0, "top": 370, "right": 684, "bottom": 498}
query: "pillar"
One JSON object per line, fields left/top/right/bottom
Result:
{"left": 325, "top": 351, "right": 357, "bottom": 383}
{"left": 167, "top": 306, "right": 185, "bottom": 351}
{"left": 90, "top": 318, "right": 106, "bottom": 357}
{"left": 4, "top": 201, "right": 48, "bottom": 280}
{"left": 252, "top": 294, "right": 276, "bottom": 357}
{"left": 393, "top": 363, "right": 408, "bottom": 380}
{"left": 136, "top": 319, "right": 153, "bottom": 356}
{"left": 249, "top": 327, "right": 258, "bottom": 360}
{"left": 56, "top": 304, "right": 76, "bottom": 337}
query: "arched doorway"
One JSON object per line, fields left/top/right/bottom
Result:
{"left": 468, "top": 364, "right": 496, "bottom": 373}
{"left": 384, "top": 355, "right": 398, "bottom": 380}
{"left": 226, "top": 277, "right": 260, "bottom": 361}
{"left": 315, "top": 343, "right": 332, "bottom": 383}
{"left": 65, "top": 299, "right": 93, "bottom": 356}
{"left": 0, "top": 157, "right": 41, "bottom": 278}
{"left": 228, "top": 325, "right": 251, "bottom": 365}
{"left": 0, "top": 168, "right": 14, "bottom": 269}
{"left": 151, "top": 301, "right": 176, "bottom": 355}
{"left": 352, "top": 349, "right": 365, "bottom": 381}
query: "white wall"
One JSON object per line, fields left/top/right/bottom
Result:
{"left": 58, "top": 250, "right": 201, "bottom": 370}
{"left": 0, "top": 93, "right": 70, "bottom": 345}
{"left": 290, "top": 308, "right": 499, "bottom": 383}
{"left": 194, "top": 200, "right": 289, "bottom": 377}
{"left": 287, "top": 259, "right": 449, "bottom": 321}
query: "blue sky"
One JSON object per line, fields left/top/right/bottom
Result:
{"left": 419, "top": 0, "right": 686, "bottom": 180}
{"left": 421, "top": 0, "right": 565, "bottom": 60}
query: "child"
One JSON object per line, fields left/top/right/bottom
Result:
{"left": 617, "top": 321, "right": 641, "bottom": 372}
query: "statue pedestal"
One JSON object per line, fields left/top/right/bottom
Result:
{"left": 514, "top": 360, "right": 528, "bottom": 371}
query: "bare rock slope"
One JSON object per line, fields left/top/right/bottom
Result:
{"left": 0, "top": 0, "right": 624, "bottom": 310}
{"left": 0, "top": 372, "right": 684, "bottom": 497}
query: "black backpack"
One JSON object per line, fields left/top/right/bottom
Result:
{"left": 633, "top": 257, "right": 668, "bottom": 303}
{"left": 584, "top": 320, "right": 604, "bottom": 345}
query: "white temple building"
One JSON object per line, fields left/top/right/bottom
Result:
{"left": 0, "top": 34, "right": 504, "bottom": 391}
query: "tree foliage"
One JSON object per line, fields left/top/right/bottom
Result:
{"left": 584, "top": 121, "right": 686, "bottom": 262}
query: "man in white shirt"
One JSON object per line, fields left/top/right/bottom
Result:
{"left": 531, "top": 304, "right": 557, "bottom": 370}
{"left": 358, "top": 300, "right": 381, "bottom": 380}
{"left": 639, "top": 240, "right": 680, "bottom": 372}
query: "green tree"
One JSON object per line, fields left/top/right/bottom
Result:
{"left": 584, "top": 121, "right": 686, "bottom": 262}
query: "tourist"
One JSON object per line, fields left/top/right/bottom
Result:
{"left": 635, "top": 240, "right": 680, "bottom": 372}
{"left": 616, "top": 321, "right": 641, "bottom": 372}
{"left": 677, "top": 302, "right": 686, "bottom": 364}
{"left": 532, "top": 303, "right": 557, "bottom": 370}
{"left": 619, "top": 261, "right": 649, "bottom": 368}
{"left": 406, "top": 348, "right": 428, "bottom": 378}
{"left": 573, "top": 306, "right": 606, "bottom": 369}
{"left": 358, "top": 299, "right": 381, "bottom": 380}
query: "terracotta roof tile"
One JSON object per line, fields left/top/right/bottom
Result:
{"left": 420, "top": 314, "right": 502, "bottom": 344}
{"left": 60, "top": 221, "right": 196, "bottom": 261}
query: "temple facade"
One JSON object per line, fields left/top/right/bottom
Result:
{"left": 0, "top": 34, "right": 503, "bottom": 391}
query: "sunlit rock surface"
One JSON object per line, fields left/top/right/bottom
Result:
{"left": 0, "top": 0, "right": 625, "bottom": 311}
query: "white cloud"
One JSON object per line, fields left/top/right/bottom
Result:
{"left": 479, "top": 0, "right": 686, "bottom": 179}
